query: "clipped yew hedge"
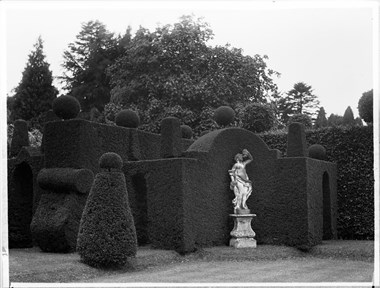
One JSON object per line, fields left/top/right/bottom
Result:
{"left": 259, "top": 125, "right": 374, "bottom": 240}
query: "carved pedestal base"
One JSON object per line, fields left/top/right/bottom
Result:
{"left": 229, "top": 213, "right": 257, "bottom": 248}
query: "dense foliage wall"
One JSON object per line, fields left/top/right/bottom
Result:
{"left": 259, "top": 125, "right": 374, "bottom": 240}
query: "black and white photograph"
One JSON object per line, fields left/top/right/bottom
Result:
{"left": 1, "top": 0, "right": 378, "bottom": 287}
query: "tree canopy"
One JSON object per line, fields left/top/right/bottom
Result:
{"left": 358, "top": 89, "right": 373, "bottom": 124}
{"left": 11, "top": 36, "right": 58, "bottom": 125}
{"left": 106, "top": 15, "right": 279, "bottom": 133}
{"left": 61, "top": 20, "right": 129, "bottom": 111}
{"left": 275, "top": 82, "right": 319, "bottom": 126}
{"left": 287, "top": 82, "right": 319, "bottom": 117}
{"left": 314, "top": 107, "right": 328, "bottom": 129}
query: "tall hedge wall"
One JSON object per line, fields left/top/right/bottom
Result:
{"left": 259, "top": 125, "right": 374, "bottom": 240}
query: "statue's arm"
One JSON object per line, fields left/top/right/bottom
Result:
{"left": 242, "top": 149, "right": 253, "bottom": 165}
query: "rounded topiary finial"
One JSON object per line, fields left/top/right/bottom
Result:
{"left": 52, "top": 95, "right": 81, "bottom": 120}
{"left": 99, "top": 152, "right": 123, "bottom": 171}
{"left": 214, "top": 106, "right": 235, "bottom": 126}
{"left": 308, "top": 144, "right": 327, "bottom": 160}
{"left": 180, "top": 125, "right": 193, "bottom": 139}
{"left": 115, "top": 109, "right": 140, "bottom": 128}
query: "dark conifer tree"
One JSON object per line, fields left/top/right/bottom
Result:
{"left": 286, "top": 82, "right": 320, "bottom": 118}
{"left": 314, "top": 107, "right": 328, "bottom": 129}
{"left": 342, "top": 106, "right": 355, "bottom": 126}
{"left": 11, "top": 37, "right": 58, "bottom": 124}
{"left": 276, "top": 82, "right": 319, "bottom": 126}
{"left": 61, "top": 20, "right": 129, "bottom": 112}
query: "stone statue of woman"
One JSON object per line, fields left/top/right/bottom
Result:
{"left": 228, "top": 149, "right": 253, "bottom": 214}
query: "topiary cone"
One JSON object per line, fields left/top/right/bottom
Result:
{"left": 77, "top": 153, "right": 137, "bottom": 268}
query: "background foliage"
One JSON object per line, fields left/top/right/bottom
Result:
{"left": 106, "top": 16, "right": 279, "bottom": 134}
{"left": 237, "top": 102, "right": 277, "bottom": 133}
{"left": 61, "top": 20, "right": 128, "bottom": 112}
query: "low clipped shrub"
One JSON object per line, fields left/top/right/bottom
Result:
{"left": 181, "top": 125, "right": 193, "bottom": 139}
{"left": 115, "top": 109, "right": 140, "bottom": 128}
{"left": 259, "top": 126, "right": 374, "bottom": 240}
{"left": 214, "top": 106, "right": 235, "bottom": 126}
{"left": 239, "top": 103, "right": 276, "bottom": 133}
{"left": 77, "top": 152, "right": 137, "bottom": 268}
{"left": 99, "top": 152, "right": 123, "bottom": 171}
{"left": 52, "top": 95, "right": 81, "bottom": 120}
{"left": 308, "top": 144, "right": 326, "bottom": 160}
{"left": 287, "top": 114, "right": 312, "bottom": 129}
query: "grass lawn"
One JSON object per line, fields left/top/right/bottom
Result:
{"left": 8, "top": 240, "right": 374, "bottom": 285}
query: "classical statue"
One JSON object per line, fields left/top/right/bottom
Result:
{"left": 229, "top": 149, "right": 253, "bottom": 213}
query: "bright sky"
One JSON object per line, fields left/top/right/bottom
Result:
{"left": 1, "top": 0, "right": 376, "bottom": 118}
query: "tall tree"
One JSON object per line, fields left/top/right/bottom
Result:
{"left": 107, "top": 15, "right": 279, "bottom": 133}
{"left": 276, "top": 95, "right": 294, "bottom": 125}
{"left": 286, "top": 82, "right": 320, "bottom": 118}
{"left": 314, "top": 107, "right": 328, "bottom": 129}
{"left": 61, "top": 20, "right": 128, "bottom": 111}
{"left": 11, "top": 36, "right": 58, "bottom": 123}
{"left": 342, "top": 106, "right": 355, "bottom": 126}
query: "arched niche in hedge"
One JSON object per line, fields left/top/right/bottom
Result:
{"left": 184, "top": 128, "right": 281, "bottom": 246}
{"left": 186, "top": 128, "right": 281, "bottom": 198}
{"left": 9, "top": 162, "right": 33, "bottom": 247}
{"left": 323, "top": 171, "right": 332, "bottom": 240}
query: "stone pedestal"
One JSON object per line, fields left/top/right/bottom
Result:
{"left": 229, "top": 213, "right": 257, "bottom": 248}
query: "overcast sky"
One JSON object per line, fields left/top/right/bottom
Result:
{"left": 1, "top": 0, "right": 376, "bottom": 118}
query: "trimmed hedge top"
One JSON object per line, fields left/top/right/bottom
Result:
{"left": 52, "top": 95, "right": 81, "bottom": 120}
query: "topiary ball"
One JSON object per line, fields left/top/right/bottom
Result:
{"left": 308, "top": 144, "right": 327, "bottom": 160}
{"left": 180, "top": 125, "right": 193, "bottom": 139}
{"left": 52, "top": 95, "right": 81, "bottom": 120}
{"left": 99, "top": 152, "right": 123, "bottom": 171}
{"left": 115, "top": 109, "right": 140, "bottom": 128}
{"left": 214, "top": 106, "right": 235, "bottom": 127}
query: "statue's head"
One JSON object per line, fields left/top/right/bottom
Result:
{"left": 235, "top": 153, "right": 243, "bottom": 162}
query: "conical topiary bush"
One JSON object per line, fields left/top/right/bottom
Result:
{"left": 77, "top": 152, "right": 137, "bottom": 268}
